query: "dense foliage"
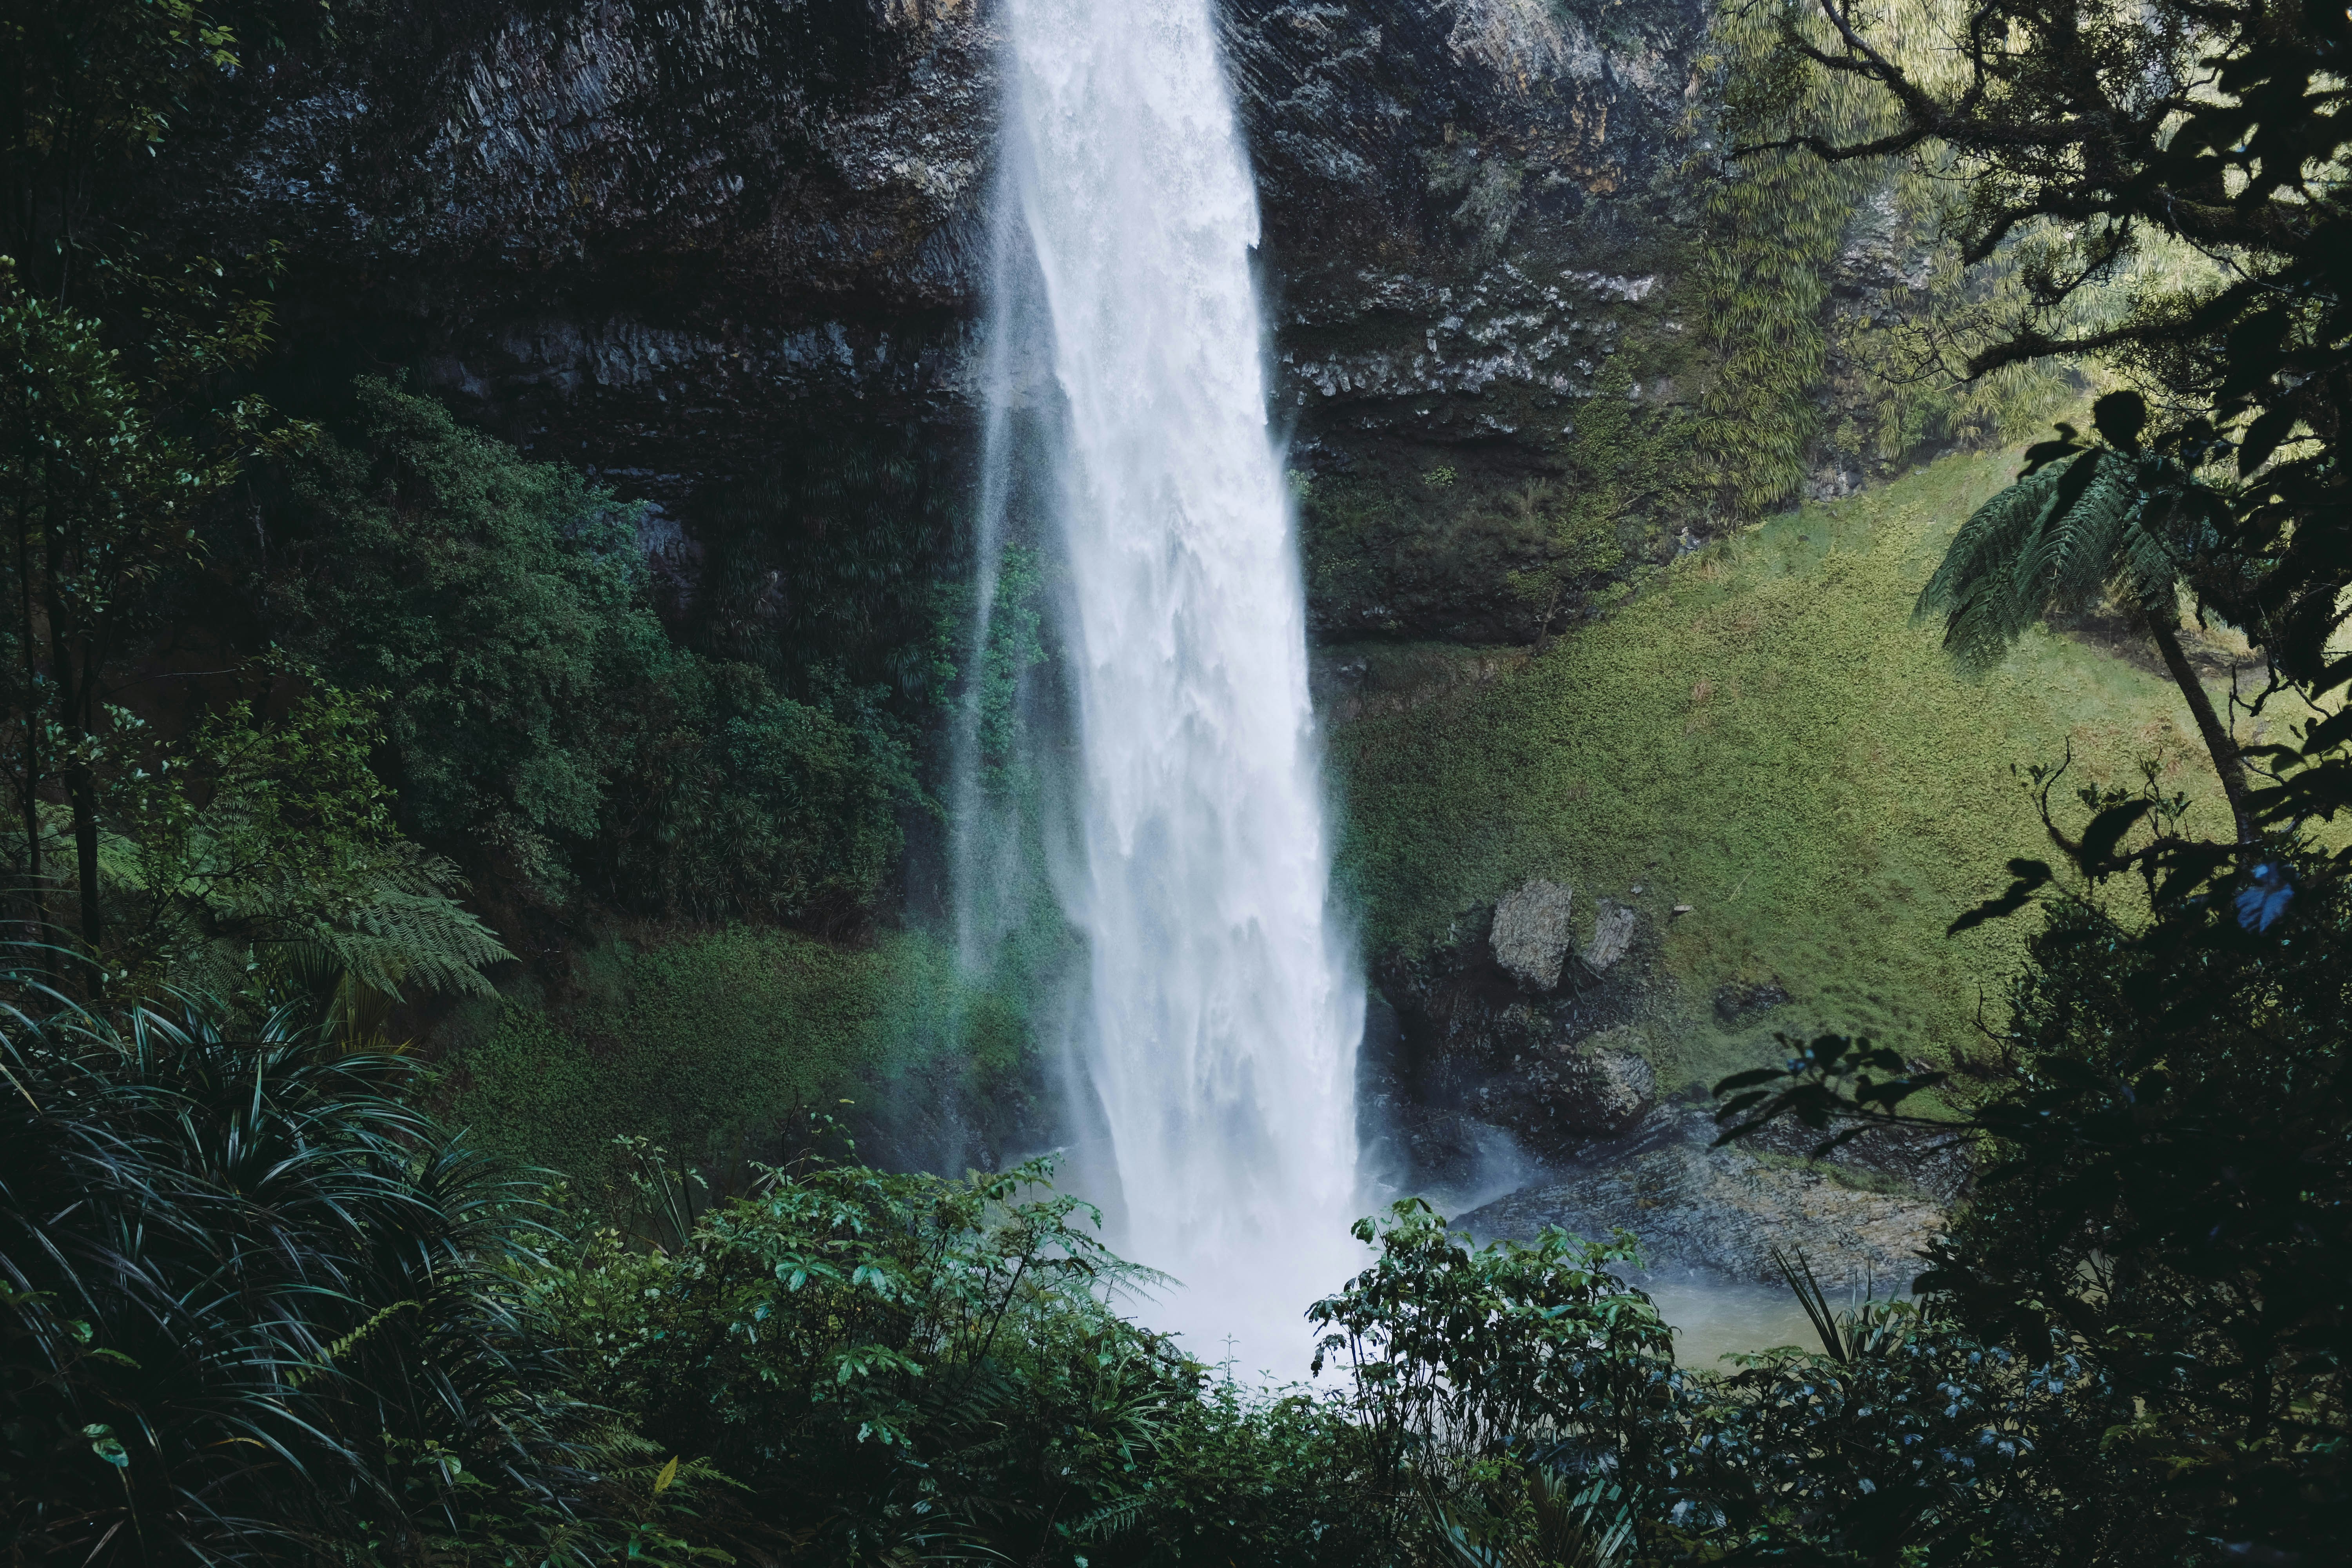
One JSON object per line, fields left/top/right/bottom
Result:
{"left": 10, "top": 946, "right": 2337, "bottom": 1566}
{"left": 252, "top": 378, "right": 918, "bottom": 924}
{"left": 0, "top": 982, "right": 604, "bottom": 1563}
{"left": 1774, "top": 0, "right": 2352, "bottom": 860}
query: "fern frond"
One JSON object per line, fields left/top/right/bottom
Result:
{"left": 287, "top": 1299, "right": 419, "bottom": 1388}
{"left": 1069, "top": 1493, "right": 1149, "bottom": 1540}
{"left": 1920, "top": 448, "right": 2182, "bottom": 669}
{"left": 2013, "top": 449, "right": 2135, "bottom": 615}
{"left": 1918, "top": 457, "right": 2072, "bottom": 668}
{"left": 2116, "top": 478, "right": 2191, "bottom": 617}
{"left": 300, "top": 892, "right": 513, "bottom": 998}
{"left": 96, "top": 826, "right": 147, "bottom": 891}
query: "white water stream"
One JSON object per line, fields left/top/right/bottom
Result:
{"left": 974, "top": 0, "right": 1365, "bottom": 1372}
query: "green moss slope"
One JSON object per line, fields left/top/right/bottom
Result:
{"left": 439, "top": 927, "right": 1030, "bottom": 1182}
{"left": 1328, "top": 446, "right": 2236, "bottom": 1090}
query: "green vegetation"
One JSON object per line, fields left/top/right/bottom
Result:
{"left": 260, "top": 378, "right": 918, "bottom": 923}
{"left": 1301, "top": 454, "right": 1630, "bottom": 642}
{"left": 3, "top": 0, "right": 2348, "bottom": 1563}
{"left": 1, "top": 0, "right": 959, "bottom": 1217}
{"left": 107, "top": 674, "right": 514, "bottom": 1002}
{"left": 1329, "top": 443, "right": 2243, "bottom": 1088}
{"left": 1918, "top": 392, "right": 2266, "bottom": 839}
{"left": 13, "top": 915, "right": 2343, "bottom": 1563}
{"left": 0, "top": 983, "right": 620, "bottom": 1564}
{"left": 441, "top": 926, "right": 1033, "bottom": 1186}
{"left": 1691, "top": 0, "right": 2081, "bottom": 515}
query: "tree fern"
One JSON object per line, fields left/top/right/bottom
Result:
{"left": 1918, "top": 393, "right": 2255, "bottom": 839}
{"left": 1919, "top": 437, "right": 2184, "bottom": 668}
{"left": 1917, "top": 452, "right": 2090, "bottom": 667}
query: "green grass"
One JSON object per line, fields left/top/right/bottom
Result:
{"left": 438, "top": 926, "right": 1030, "bottom": 1183}
{"left": 1328, "top": 445, "right": 2237, "bottom": 1093}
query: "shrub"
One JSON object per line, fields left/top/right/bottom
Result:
{"left": 262, "top": 379, "right": 915, "bottom": 922}
{"left": 0, "top": 972, "right": 637, "bottom": 1565}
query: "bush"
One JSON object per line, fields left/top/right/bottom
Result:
{"left": 0, "top": 973, "right": 649, "bottom": 1566}
{"left": 535, "top": 1144, "right": 1202, "bottom": 1564}
{"left": 260, "top": 378, "right": 916, "bottom": 922}
{"left": 1310, "top": 1201, "right": 1686, "bottom": 1563}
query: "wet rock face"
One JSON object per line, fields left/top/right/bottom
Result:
{"left": 147, "top": 0, "right": 1710, "bottom": 539}
{"left": 175, "top": 0, "right": 996, "bottom": 506}
{"left": 1462, "top": 1024, "right": 1657, "bottom": 1147}
{"left": 1368, "top": 890, "right": 1664, "bottom": 1183}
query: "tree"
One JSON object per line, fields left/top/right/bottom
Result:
{"left": 1710, "top": 857, "right": 2352, "bottom": 1558}
{"left": 1766, "top": 0, "right": 2352, "bottom": 864}
{"left": 1309, "top": 1202, "right": 1682, "bottom": 1564}
{"left": 256, "top": 377, "right": 918, "bottom": 924}
{"left": 2, "top": 0, "right": 318, "bottom": 958}
{"left": 2, "top": 2, "right": 328, "bottom": 303}
{"left": 0, "top": 265, "right": 220, "bottom": 949}
{"left": 1917, "top": 388, "right": 2259, "bottom": 839}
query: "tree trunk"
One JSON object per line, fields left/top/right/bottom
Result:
{"left": 42, "top": 527, "right": 99, "bottom": 953}
{"left": 52, "top": 640, "right": 100, "bottom": 953}
{"left": 66, "top": 755, "right": 99, "bottom": 950}
{"left": 2147, "top": 615, "right": 2256, "bottom": 844}
{"left": 12, "top": 428, "right": 41, "bottom": 942}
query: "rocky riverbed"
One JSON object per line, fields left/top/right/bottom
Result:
{"left": 1365, "top": 874, "right": 1967, "bottom": 1290}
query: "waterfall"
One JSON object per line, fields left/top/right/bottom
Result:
{"left": 962, "top": 0, "right": 1365, "bottom": 1371}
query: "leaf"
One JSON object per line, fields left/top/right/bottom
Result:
{"left": 2237, "top": 407, "right": 2296, "bottom": 476}
{"left": 2021, "top": 423, "right": 2085, "bottom": 474}
{"left": 2300, "top": 705, "right": 2352, "bottom": 757}
{"left": 2092, "top": 390, "right": 2147, "bottom": 453}
{"left": 2153, "top": 842, "right": 2236, "bottom": 906}
{"left": 83, "top": 1424, "right": 130, "bottom": 1470}
{"left": 654, "top": 1455, "right": 679, "bottom": 1495}
{"left": 2220, "top": 312, "right": 2292, "bottom": 399}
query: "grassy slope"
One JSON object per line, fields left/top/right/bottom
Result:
{"left": 439, "top": 927, "right": 1031, "bottom": 1184}
{"left": 1328, "top": 446, "right": 2239, "bottom": 1093}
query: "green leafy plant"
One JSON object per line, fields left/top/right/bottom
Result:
{"left": 534, "top": 1138, "right": 1202, "bottom": 1565}
{"left": 1311, "top": 1201, "right": 1682, "bottom": 1564}
{"left": 102, "top": 666, "right": 513, "bottom": 1003}
{"left": 0, "top": 960, "right": 655, "bottom": 1565}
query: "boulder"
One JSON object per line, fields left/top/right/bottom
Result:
{"left": 1490, "top": 879, "right": 1576, "bottom": 990}
{"left": 1583, "top": 901, "right": 1639, "bottom": 971}
{"left": 1554, "top": 1027, "right": 1658, "bottom": 1132}
{"left": 1463, "top": 1025, "right": 1658, "bottom": 1158}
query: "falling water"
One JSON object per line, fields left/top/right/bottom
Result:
{"left": 965, "top": 0, "right": 1365, "bottom": 1371}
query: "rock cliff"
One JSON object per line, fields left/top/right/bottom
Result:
{"left": 150, "top": 0, "right": 1719, "bottom": 631}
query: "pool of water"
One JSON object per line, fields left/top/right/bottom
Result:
{"left": 1642, "top": 1272, "right": 1831, "bottom": 1369}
